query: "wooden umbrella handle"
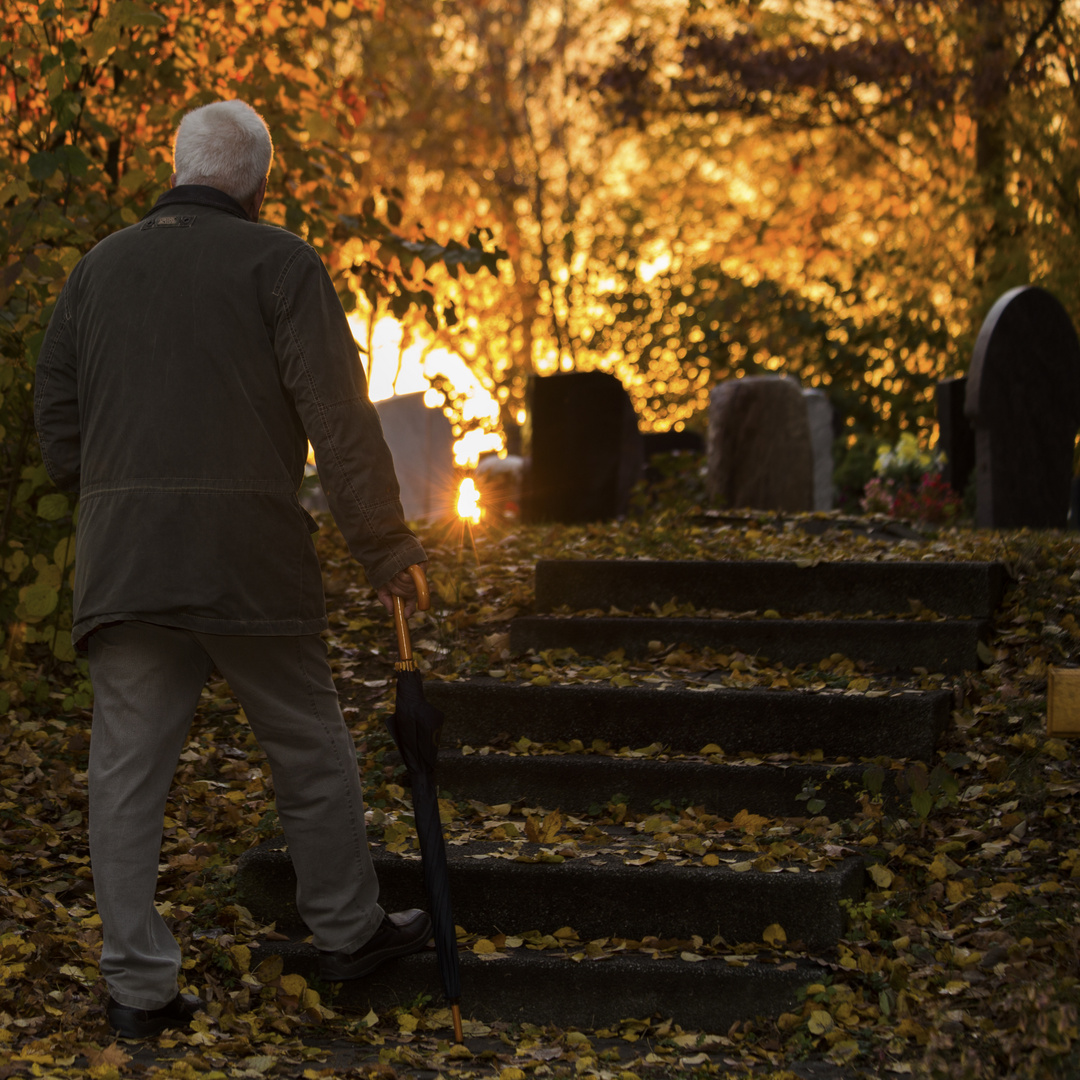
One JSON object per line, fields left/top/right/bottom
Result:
{"left": 393, "top": 564, "right": 431, "bottom": 669}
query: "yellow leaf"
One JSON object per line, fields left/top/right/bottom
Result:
{"left": 867, "top": 864, "right": 894, "bottom": 888}
{"left": 940, "top": 980, "right": 966, "bottom": 995}
{"left": 540, "top": 810, "right": 563, "bottom": 842}
{"left": 254, "top": 955, "right": 284, "bottom": 983}
{"left": 950, "top": 879, "right": 976, "bottom": 903}
{"left": 702, "top": 853, "right": 720, "bottom": 866}
{"left": 398, "top": 1013, "right": 419, "bottom": 1032}
{"left": 732, "top": 809, "right": 770, "bottom": 834}
{"left": 807, "top": 1010, "right": 834, "bottom": 1035}
{"left": 278, "top": 973, "right": 307, "bottom": 997}
{"left": 473, "top": 938, "right": 497, "bottom": 954}
{"left": 500, "top": 1069, "right": 527, "bottom": 1080}
{"left": 1043, "top": 739, "right": 1068, "bottom": 761}
{"left": 828, "top": 1039, "right": 860, "bottom": 1063}
{"left": 927, "top": 855, "right": 949, "bottom": 881}
{"left": 86, "top": 1043, "right": 131, "bottom": 1069}
{"left": 763, "top": 923, "right": 787, "bottom": 947}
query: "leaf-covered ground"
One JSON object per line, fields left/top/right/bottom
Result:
{"left": 2, "top": 497, "right": 1079, "bottom": 1079}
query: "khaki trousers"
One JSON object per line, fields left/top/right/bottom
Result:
{"left": 87, "top": 621, "right": 383, "bottom": 1010}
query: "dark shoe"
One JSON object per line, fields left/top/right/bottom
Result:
{"left": 107, "top": 992, "right": 201, "bottom": 1039}
{"left": 319, "top": 909, "right": 433, "bottom": 981}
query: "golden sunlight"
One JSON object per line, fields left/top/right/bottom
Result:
{"left": 456, "top": 477, "right": 482, "bottom": 524}
{"left": 348, "top": 313, "right": 503, "bottom": 467}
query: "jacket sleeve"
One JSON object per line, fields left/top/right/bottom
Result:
{"left": 34, "top": 275, "right": 82, "bottom": 494}
{"left": 272, "top": 243, "right": 426, "bottom": 587}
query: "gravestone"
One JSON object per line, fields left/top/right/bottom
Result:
{"left": 803, "top": 388, "right": 835, "bottom": 512}
{"left": 707, "top": 376, "right": 814, "bottom": 512}
{"left": 965, "top": 286, "right": 1080, "bottom": 529}
{"left": 521, "top": 371, "right": 644, "bottom": 524}
{"left": 936, "top": 376, "right": 975, "bottom": 497}
{"left": 374, "top": 391, "right": 456, "bottom": 521}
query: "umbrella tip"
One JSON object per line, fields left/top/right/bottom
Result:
{"left": 452, "top": 1002, "right": 463, "bottom": 1043}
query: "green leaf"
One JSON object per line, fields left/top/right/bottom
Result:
{"left": 862, "top": 764, "right": 885, "bottom": 796}
{"left": 28, "top": 152, "right": 59, "bottom": 182}
{"left": 85, "top": 24, "right": 121, "bottom": 64}
{"left": 911, "top": 790, "right": 934, "bottom": 820}
{"left": 19, "top": 582, "right": 59, "bottom": 618}
{"left": 37, "top": 493, "right": 70, "bottom": 521}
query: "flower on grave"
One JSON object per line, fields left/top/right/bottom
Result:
{"left": 873, "top": 432, "right": 941, "bottom": 487}
{"left": 862, "top": 434, "right": 962, "bottom": 524}
{"left": 892, "top": 472, "right": 963, "bottom": 525}
{"left": 860, "top": 476, "right": 896, "bottom": 515}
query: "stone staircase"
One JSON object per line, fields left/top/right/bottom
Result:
{"left": 234, "top": 557, "right": 1004, "bottom": 1031}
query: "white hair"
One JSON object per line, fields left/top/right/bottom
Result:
{"left": 173, "top": 100, "right": 273, "bottom": 203}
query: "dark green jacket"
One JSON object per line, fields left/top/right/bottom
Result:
{"left": 35, "top": 185, "right": 425, "bottom": 646}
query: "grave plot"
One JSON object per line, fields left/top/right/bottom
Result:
{"left": 234, "top": 554, "right": 1005, "bottom": 1031}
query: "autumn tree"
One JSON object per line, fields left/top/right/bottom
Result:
{"left": 0, "top": 0, "right": 499, "bottom": 671}
{"left": 591, "top": 0, "right": 1080, "bottom": 444}
{"left": 338, "top": 0, "right": 1079, "bottom": 485}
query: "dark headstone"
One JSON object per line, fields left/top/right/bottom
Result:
{"left": 707, "top": 376, "right": 814, "bottom": 512}
{"left": 965, "top": 286, "right": 1080, "bottom": 528}
{"left": 521, "top": 371, "right": 643, "bottom": 524}
{"left": 375, "top": 392, "right": 456, "bottom": 521}
{"left": 936, "top": 376, "right": 975, "bottom": 497}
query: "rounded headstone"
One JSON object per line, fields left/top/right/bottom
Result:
{"left": 965, "top": 286, "right": 1080, "bottom": 529}
{"left": 707, "top": 375, "right": 814, "bottom": 512}
{"left": 375, "top": 391, "right": 456, "bottom": 521}
{"left": 522, "top": 371, "right": 644, "bottom": 524}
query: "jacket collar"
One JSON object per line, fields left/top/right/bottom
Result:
{"left": 145, "top": 185, "right": 253, "bottom": 222}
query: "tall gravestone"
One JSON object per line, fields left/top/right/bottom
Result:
{"left": 803, "top": 388, "right": 835, "bottom": 512}
{"left": 375, "top": 391, "right": 456, "bottom": 521}
{"left": 522, "top": 370, "right": 644, "bottom": 524}
{"left": 936, "top": 376, "right": 976, "bottom": 497}
{"left": 707, "top": 375, "right": 815, "bottom": 512}
{"left": 965, "top": 286, "right": 1080, "bottom": 529}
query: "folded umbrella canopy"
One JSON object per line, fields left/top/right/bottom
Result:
{"left": 385, "top": 564, "right": 464, "bottom": 1043}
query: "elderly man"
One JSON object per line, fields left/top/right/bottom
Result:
{"left": 34, "top": 100, "right": 432, "bottom": 1039}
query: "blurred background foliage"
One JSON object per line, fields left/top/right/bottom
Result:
{"left": 3, "top": 0, "right": 1079, "bottom": 665}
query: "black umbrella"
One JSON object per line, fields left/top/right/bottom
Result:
{"left": 385, "top": 564, "right": 464, "bottom": 1043}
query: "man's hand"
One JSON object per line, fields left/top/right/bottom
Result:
{"left": 377, "top": 563, "right": 428, "bottom": 619}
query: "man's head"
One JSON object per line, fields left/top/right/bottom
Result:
{"left": 172, "top": 100, "right": 273, "bottom": 219}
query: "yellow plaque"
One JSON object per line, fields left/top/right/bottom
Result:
{"left": 1047, "top": 667, "right": 1080, "bottom": 736}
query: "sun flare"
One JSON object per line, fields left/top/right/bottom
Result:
{"left": 456, "top": 477, "right": 482, "bottom": 525}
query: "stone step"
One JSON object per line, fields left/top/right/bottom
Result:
{"left": 534, "top": 559, "right": 1006, "bottom": 617}
{"left": 509, "top": 615, "right": 984, "bottom": 673}
{"left": 425, "top": 680, "right": 952, "bottom": 761}
{"left": 235, "top": 841, "right": 863, "bottom": 951}
{"left": 254, "top": 941, "right": 828, "bottom": 1031}
{"left": 433, "top": 751, "right": 866, "bottom": 818}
